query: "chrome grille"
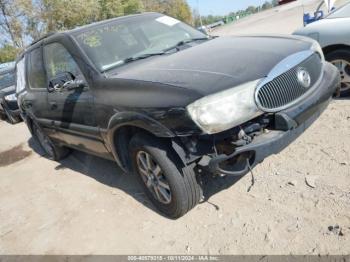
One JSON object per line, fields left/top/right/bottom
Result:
{"left": 256, "top": 53, "right": 323, "bottom": 111}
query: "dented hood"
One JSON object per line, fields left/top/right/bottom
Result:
{"left": 110, "top": 36, "right": 313, "bottom": 96}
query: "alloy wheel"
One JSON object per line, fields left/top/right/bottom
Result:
{"left": 136, "top": 151, "right": 172, "bottom": 204}
{"left": 332, "top": 59, "right": 350, "bottom": 92}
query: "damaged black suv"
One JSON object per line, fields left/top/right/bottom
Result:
{"left": 17, "top": 13, "right": 340, "bottom": 218}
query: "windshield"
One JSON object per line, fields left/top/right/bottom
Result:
{"left": 327, "top": 3, "right": 350, "bottom": 18}
{"left": 74, "top": 14, "right": 206, "bottom": 71}
{"left": 0, "top": 70, "right": 15, "bottom": 90}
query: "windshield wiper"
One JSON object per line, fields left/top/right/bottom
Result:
{"left": 102, "top": 52, "right": 167, "bottom": 72}
{"left": 123, "top": 52, "right": 166, "bottom": 64}
{"left": 103, "top": 37, "right": 211, "bottom": 72}
{"left": 163, "top": 37, "right": 211, "bottom": 52}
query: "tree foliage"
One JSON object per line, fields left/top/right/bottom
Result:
{"left": 0, "top": 0, "right": 32, "bottom": 48}
{"left": 142, "top": 0, "right": 192, "bottom": 24}
{"left": 0, "top": 44, "right": 18, "bottom": 63}
{"left": 0, "top": 0, "right": 192, "bottom": 49}
{"left": 98, "top": 0, "right": 143, "bottom": 20}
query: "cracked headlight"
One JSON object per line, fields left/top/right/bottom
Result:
{"left": 4, "top": 93, "right": 17, "bottom": 101}
{"left": 187, "top": 79, "right": 263, "bottom": 134}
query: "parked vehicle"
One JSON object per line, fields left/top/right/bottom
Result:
{"left": 17, "top": 13, "right": 340, "bottom": 218}
{"left": 278, "top": 0, "right": 296, "bottom": 5}
{"left": 0, "top": 67, "right": 21, "bottom": 124}
{"left": 294, "top": 2, "right": 350, "bottom": 96}
{"left": 303, "top": 0, "right": 336, "bottom": 25}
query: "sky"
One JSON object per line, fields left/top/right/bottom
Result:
{"left": 187, "top": 0, "right": 269, "bottom": 15}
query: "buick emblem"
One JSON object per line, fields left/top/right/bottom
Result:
{"left": 297, "top": 67, "right": 311, "bottom": 88}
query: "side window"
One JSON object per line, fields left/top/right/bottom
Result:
{"left": 27, "top": 48, "right": 46, "bottom": 89}
{"left": 16, "top": 57, "right": 26, "bottom": 93}
{"left": 44, "top": 42, "right": 82, "bottom": 80}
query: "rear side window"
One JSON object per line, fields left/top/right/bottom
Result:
{"left": 16, "top": 57, "right": 26, "bottom": 93}
{"left": 27, "top": 47, "right": 46, "bottom": 89}
{"left": 44, "top": 43, "right": 82, "bottom": 80}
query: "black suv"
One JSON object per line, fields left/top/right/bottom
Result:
{"left": 18, "top": 13, "right": 340, "bottom": 218}
{"left": 0, "top": 66, "right": 21, "bottom": 124}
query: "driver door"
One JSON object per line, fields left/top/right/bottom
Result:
{"left": 44, "top": 42, "right": 96, "bottom": 145}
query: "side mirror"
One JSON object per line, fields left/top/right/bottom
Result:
{"left": 63, "top": 79, "right": 87, "bottom": 91}
{"left": 48, "top": 71, "right": 75, "bottom": 92}
{"left": 197, "top": 26, "right": 209, "bottom": 35}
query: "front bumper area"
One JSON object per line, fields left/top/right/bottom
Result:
{"left": 207, "top": 62, "right": 340, "bottom": 176}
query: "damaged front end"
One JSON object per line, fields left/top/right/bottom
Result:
{"left": 174, "top": 60, "right": 340, "bottom": 177}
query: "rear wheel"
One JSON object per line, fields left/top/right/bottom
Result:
{"left": 325, "top": 49, "right": 350, "bottom": 97}
{"left": 129, "top": 133, "right": 202, "bottom": 218}
{"left": 32, "top": 121, "right": 70, "bottom": 161}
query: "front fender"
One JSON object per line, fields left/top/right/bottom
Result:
{"left": 105, "top": 111, "right": 176, "bottom": 171}
{"left": 107, "top": 111, "right": 175, "bottom": 138}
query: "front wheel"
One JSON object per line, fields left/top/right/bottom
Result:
{"left": 325, "top": 49, "right": 350, "bottom": 97}
{"left": 32, "top": 121, "right": 70, "bottom": 161}
{"left": 129, "top": 133, "right": 202, "bottom": 218}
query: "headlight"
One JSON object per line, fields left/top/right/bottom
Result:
{"left": 187, "top": 79, "right": 263, "bottom": 134}
{"left": 4, "top": 93, "right": 17, "bottom": 101}
{"left": 311, "top": 41, "right": 324, "bottom": 61}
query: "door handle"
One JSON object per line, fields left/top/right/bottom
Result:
{"left": 49, "top": 102, "right": 57, "bottom": 110}
{"left": 23, "top": 101, "right": 32, "bottom": 108}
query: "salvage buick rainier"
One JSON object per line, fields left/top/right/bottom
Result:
{"left": 17, "top": 13, "right": 340, "bottom": 218}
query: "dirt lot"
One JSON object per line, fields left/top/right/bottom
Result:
{"left": 213, "top": 0, "right": 348, "bottom": 36}
{"left": 1, "top": 0, "right": 350, "bottom": 255}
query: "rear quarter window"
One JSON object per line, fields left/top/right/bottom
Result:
{"left": 16, "top": 57, "right": 26, "bottom": 93}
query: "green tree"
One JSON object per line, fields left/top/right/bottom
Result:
{"left": 40, "top": 0, "right": 99, "bottom": 31}
{"left": 0, "top": 0, "right": 193, "bottom": 48}
{"left": 0, "top": 44, "right": 18, "bottom": 63}
{"left": 262, "top": 1, "right": 273, "bottom": 10}
{"left": 98, "top": 0, "right": 143, "bottom": 20}
{"left": 0, "top": 0, "right": 32, "bottom": 48}
{"left": 192, "top": 8, "right": 200, "bottom": 27}
{"left": 245, "top": 5, "right": 257, "bottom": 14}
{"left": 142, "top": 0, "right": 193, "bottom": 24}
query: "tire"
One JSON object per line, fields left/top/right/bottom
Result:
{"left": 4, "top": 108, "right": 21, "bottom": 124}
{"left": 32, "top": 121, "right": 70, "bottom": 161}
{"left": 129, "top": 133, "right": 202, "bottom": 219}
{"left": 325, "top": 49, "right": 350, "bottom": 97}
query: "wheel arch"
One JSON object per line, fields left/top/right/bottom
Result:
{"left": 323, "top": 44, "right": 350, "bottom": 56}
{"left": 106, "top": 112, "right": 176, "bottom": 172}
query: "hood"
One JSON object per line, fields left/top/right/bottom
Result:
{"left": 296, "top": 17, "right": 350, "bottom": 31}
{"left": 293, "top": 17, "right": 350, "bottom": 47}
{"left": 0, "top": 85, "right": 15, "bottom": 98}
{"left": 110, "top": 36, "right": 312, "bottom": 96}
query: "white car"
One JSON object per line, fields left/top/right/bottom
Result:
{"left": 294, "top": 2, "right": 350, "bottom": 96}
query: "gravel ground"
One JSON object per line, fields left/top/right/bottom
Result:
{"left": 0, "top": 0, "right": 349, "bottom": 255}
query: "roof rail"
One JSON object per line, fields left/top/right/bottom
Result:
{"left": 29, "top": 32, "right": 56, "bottom": 46}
